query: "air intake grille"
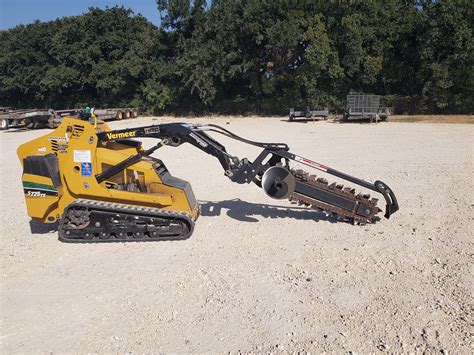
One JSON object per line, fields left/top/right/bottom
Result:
{"left": 71, "top": 124, "right": 85, "bottom": 138}
{"left": 51, "top": 141, "right": 59, "bottom": 152}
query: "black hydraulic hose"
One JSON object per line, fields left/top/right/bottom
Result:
{"left": 197, "top": 124, "right": 288, "bottom": 150}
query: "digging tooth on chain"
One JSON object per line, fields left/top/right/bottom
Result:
{"left": 317, "top": 177, "right": 328, "bottom": 185}
{"left": 288, "top": 168, "right": 382, "bottom": 224}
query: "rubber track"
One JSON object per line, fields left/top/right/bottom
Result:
{"left": 58, "top": 199, "right": 195, "bottom": 243}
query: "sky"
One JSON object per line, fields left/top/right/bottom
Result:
{"left": 0, "top": 0, "right": 161, "bottom": 30}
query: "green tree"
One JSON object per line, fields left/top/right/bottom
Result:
{"left": 0, "top": 7, "right": 168, "bottom": 111}
{"left": 420, "top": 0, "right": 473, "bottom": 113}
{"left": 1, "top": 1, "right": 472, "bottom": 114}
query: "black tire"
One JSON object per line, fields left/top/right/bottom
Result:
{"left": 0, "top": 119, "right": 9, "bottom": 130}
{"left": 25, "top": 118, "right": 34, "bottom": 129}
{"left": 47, "top": 117, "right": 59, "bottom": 129}
{"left": 125, "top": 109, "right": 131, "bottom": 119}
{"left": 131, "top": 109, "right": 138, "bottom": 118}
{"left": 32, "top": 121, "right": 46, "bottom": 129}
{"left": 25, "top": 120, "right": 46, "bottom": 129}
{"left": 116, "top": 111, "right": 124, "bottom": 120}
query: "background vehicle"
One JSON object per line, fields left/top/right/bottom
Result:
{"left": 288, "top": 107, "right": 329, "bottom": 121}
{"left": 342, "top": 94, "right": 391, "bottom": 122}
{"left": 0, "top": 107, "right": 139, "bottom": 130}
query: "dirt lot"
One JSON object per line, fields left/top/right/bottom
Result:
{"left": 1, "top": 116, "right": 472, "bottom": 352}
{"left": 390, "top": 115, "right": 474, "bottom": 124}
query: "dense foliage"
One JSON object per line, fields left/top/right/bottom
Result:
{"left": 0, "top": 1, "right": 472, "bottom": 114}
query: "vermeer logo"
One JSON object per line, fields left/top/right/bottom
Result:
{"left": 106, "top": 131, "right": 137, "bottom": 140}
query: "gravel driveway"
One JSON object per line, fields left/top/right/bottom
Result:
{"left": 1, "top": 116, "right": 472, "bottom": 352}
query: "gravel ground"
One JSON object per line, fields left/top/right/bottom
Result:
{"left": 1, "top": 116, "right": 472, "bottom": 352}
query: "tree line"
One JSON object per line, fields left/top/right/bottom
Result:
{"left": 0, "top": 0, "right": 472, "bottom": 115}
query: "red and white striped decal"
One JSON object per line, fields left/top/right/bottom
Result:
{"left": 294, "top": 155, "right": 329, "bottom": 172}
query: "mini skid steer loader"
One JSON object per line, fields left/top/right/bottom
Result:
{"left": 17, "top": 116, "right": 398, "bottom": 242}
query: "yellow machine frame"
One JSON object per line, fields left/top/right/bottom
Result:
{"left": 17, "top": 117, "right": 199, "bottom": 224}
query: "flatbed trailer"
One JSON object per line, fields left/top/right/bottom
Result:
{"left": 0, "top": 107, "right": 139, "bottom": 130}
{"left": 93, "top": 108, "right": 139, "bottom": 121}
{"left": 342, "top": 94, "right": 390, "bottom": 122}
{"left": 288, "top": 107, "right": 329, "bottom": 121}
{"left": 0, "top": 109, "right": 54, "bottom": 130}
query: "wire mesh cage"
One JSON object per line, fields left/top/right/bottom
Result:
{"left": 346, "top": 94, "right": 380, "bottom": 114}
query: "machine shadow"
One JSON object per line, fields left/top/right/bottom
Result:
{"left": 28, "top": 199, "right": 340, "bottom": 235}
{"left": 29, "top": 219, "right": 58, "bottom": 234}
{"left": 279, "top": 119, "right": 326, "bottom": 124}
{"left": 199, "top": 198, "right": 337, "bottom": 224}
{"left": 2, "top": 127, "right": 50, "bottom": 133}
{"left": 2, "top": 128, "right": 30, "bottom": 133}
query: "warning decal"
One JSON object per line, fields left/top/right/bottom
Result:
{"left": 81, "top": 162, "right": 93, "bottom": 176}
